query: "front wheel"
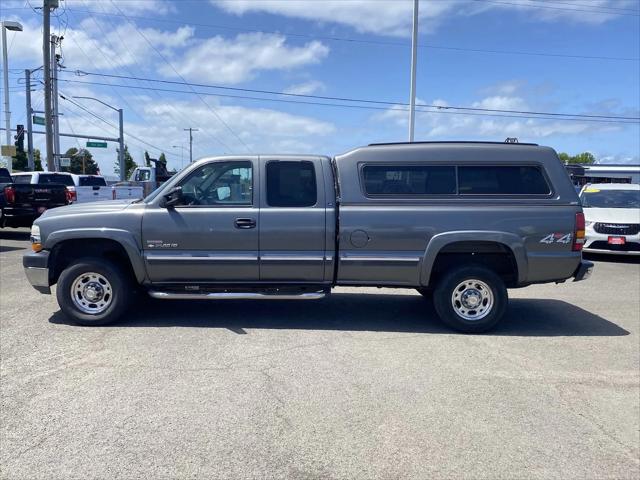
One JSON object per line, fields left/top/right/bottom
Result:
{"left": 56, "top": 258, "right": 133, "bottom": 326}
{"left": 433, "top": 265, "right": 507, "bottom": 333}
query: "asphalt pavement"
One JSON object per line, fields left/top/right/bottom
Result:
{"left": 1, "top": 228, "right": 639, "bottom": 479}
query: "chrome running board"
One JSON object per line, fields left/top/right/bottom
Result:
{"left": 148, "top": 291, "right": 326, "bottom": 300}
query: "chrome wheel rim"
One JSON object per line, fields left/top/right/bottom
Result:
{"left": 70, "top": 272, "right": 113, "bottom": 315}
{"left": 451, "top": 279, "right": 494, "bottom": 321}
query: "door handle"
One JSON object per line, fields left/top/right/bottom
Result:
{"left": 234, "top": 218, "right": 256, "bottom": 229}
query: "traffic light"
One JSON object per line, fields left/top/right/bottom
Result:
{"left": 14, "top": 124, "right": 25, "bottom": 153}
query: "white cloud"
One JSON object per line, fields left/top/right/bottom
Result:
{"left": 597, "top": 154, "right": 640, "bottom": 164}
{"left": 283, "top": 80, "right": 326, "bottom": 96}
{"left": 46, "top": 91, "right": 336, "bottom": 175}
{"left": 375, "top": 93, "right": 623, "bottom": 142}
{"left": 472, "top": 96, "right": 529, "bottom": 112}
{"left": 211, "top": 0, "right": 634, "bottom": 37}
{"left": 162, "top": 32, "right": 329, "bottom": 84}
{"left": 211, "top": 0, "right": 457, "bottom": 36}
{"left": 7, "top": 19, "right": 194, "bottom": 71}
{"left": 66, "top": 0, "right": 175, "bottom": 15}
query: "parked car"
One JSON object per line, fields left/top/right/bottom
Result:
{"left": 1, "top": 171, "right": 69, "bottom": 228}
{"left": 69, "top": 174, "right": 112, "bottom": 203}
{"left": 579, "top": 183, "right": 640, "bottom": 255}
{"left": 24, "top": 141, "right": 592, "bottom": 332}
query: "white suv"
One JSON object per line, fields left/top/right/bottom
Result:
{"left": 580, "top": 183, "right": 640, "bottom": 255}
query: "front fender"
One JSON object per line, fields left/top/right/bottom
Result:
{"left": 44, "top": 228, "right": 146, "bottom": 283}
{"left": 419, "top": 231, "right": 528, "bottom": 286}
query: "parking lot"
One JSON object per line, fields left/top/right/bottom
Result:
{"left": 1, "top": 228, "right": 639, "bottom": 479}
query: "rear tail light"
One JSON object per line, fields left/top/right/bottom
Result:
{"left": 65, "top": 187, "right": 77, "bottom": 203}
{"left": 4, "top": 186, "right": 15, "bottom": 204}
{"left": 573, "top": 212, "right": 585, "bottom": 252}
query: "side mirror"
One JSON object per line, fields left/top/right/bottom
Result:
{"left": 161, "top": 186, "right": 183, "bottom": 208}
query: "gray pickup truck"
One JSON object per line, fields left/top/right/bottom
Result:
{"left": 23, "top": 142, "right": 593, "bottom": 332}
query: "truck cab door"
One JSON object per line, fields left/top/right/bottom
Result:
{"left": 142, "top": 159, "right": 259, "bottom": 284}
{"left": 258, "top": 157, "right": 331, "bottom": 283}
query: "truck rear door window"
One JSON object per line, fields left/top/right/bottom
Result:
{"left": 38, "top": 174, "right": 75, "bottom": 187}
{"left": 267, "top": 161, "right": 317, "bottom": 207}
{"left": 458, "top": 166, "right": 550, "bottom": 195}
{"left": 13, "top": 175, "right": 32, "bottom": 184}
{"left": 363, "top": 165, "right": 456, "bottom": 195}
{"left": 78, "top": 176, "right": 107, "bottom": 187}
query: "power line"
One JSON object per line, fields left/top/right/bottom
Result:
{"left": 43, "top": 7, "right": 640, "bottom": 62}
{"left": 62, "top": 70, "right": 640, "bottom": 122}
{"left": 74, "top": 0, "right": 231, "bottom": 153}
{"left": 525, "top": 0, "right": 640, "bottom": 13}
{"left": 474, "top": 0, "right": 640, "bottom": 16}
{"left": 56, "top": 89, "right": 180, "bottom": 157}
{"left": 57, "top": 78, "right": 639, "bottom": 125}
{"left": 107, "top": 0, "right": 247, "bottom": 152}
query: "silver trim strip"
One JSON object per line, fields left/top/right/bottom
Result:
{"left": 261, "top": 256, "right": 324, "bottom": 262}
{"left": 340, "top": 256, "right": 421, "bottom": 263}
{"left": 147, "top": 255, "right": 259, "bottom": 262}
{"left": 24, "top": 266, "right": 49, "bottom": 287}
{"left": 148, "top": 291, "right": 326, "bottom": 300}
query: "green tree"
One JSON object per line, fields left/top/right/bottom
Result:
{"left": 115, "top": 144, "right": 137, "bottom": 179}
{"left": 33, "top": 149, "right": 43, "bottom": 171}
{"left": 558, "top": 151, "right": 596, "bottom": 165}
{"left": 12, "top": 148, "right": 44, "bottom": 171}
{"left": 158, "top": 152, "right": 167, "bottom": 164}
{"left": 62, "top": 148, "right": 99, "bottom": 174}
{"left": 144, "top": 150, "right": 152, "bottom": 167}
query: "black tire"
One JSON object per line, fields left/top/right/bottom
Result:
{"left": 433, "top": 265, "right": 507, "bottom": 333}
{"left": 56, "top": 258, "right": 133, "bottom": 326}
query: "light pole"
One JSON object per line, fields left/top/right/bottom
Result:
{"left": 172, "top": 145, "right": 186, "bottom": 170}
{"left": 73, "top": 96, "right": 125, "bottom": 180}
{"left": 2, "top": 21, "right": 23, "bottom": 173}
{"left": 408, "top": 0, "right": 419, "bottom": 142}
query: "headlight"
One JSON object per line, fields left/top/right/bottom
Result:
{"left": 30, "top": 224, "right": 42, "bottom": 252}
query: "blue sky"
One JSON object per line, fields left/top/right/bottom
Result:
{"left": 1, "top": 0, "right": 639, "bottom": 175}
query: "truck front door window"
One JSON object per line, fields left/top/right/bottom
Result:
{"left": 179, "top": 161, "right": 252, "bottom": 206}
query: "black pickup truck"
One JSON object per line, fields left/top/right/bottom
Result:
{"left": 1, "top": 169, "right": 69, "bottom": 228}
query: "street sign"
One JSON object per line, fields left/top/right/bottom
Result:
{"left": 86, "top": 141, "right": 107, "bottom": 148}
{"left": 32, "top": 115, "right": 45, "bottom": 125}
{"left": 1, "top": 145, "right": 17, "bottom": 157}
{"left": 60, "top": 158, "right": 71, "bottom": 167}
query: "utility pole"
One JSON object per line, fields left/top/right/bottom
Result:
{"left": 184, "top": 127, "right": 198, "bottom": 163}
{"left": 51, "top": 34, "right": 61, "bottom": 169}
{"left": 43, "top": 0, "right": 56, "bottom": 171}
{"left": 408, "top": 0, "right": 419, "bottom": 142}
{"left": 25, "top": 69, "right": 34, "bottom": 170}
{"left": 118, "top": 108, "right": 124, "bottom": 180}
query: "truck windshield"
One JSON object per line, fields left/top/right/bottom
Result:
{"left": 580, "top": 189, "right": 640, "bottom": 209}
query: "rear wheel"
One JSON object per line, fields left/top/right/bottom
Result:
{"left": 56, "top": 258, "right": 133, "bottom": 326}
{"left": 433, "top": 265, "right": 507, "bottom": 333}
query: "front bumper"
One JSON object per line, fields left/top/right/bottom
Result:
{"left": 572, "top": 259, "right": 594, "bottom": 282}
{"left": 23, "top": 250, "right": 51, "bottom": 294}
{"left": 583, "top": 229, "right": 640, "bottom": 256}
{"left": 1, "top": 207, "right": 38, "bottom": 228}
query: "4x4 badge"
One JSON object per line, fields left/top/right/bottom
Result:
{"left": 540, "top": 233, "right": 572, "bottom": 244}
